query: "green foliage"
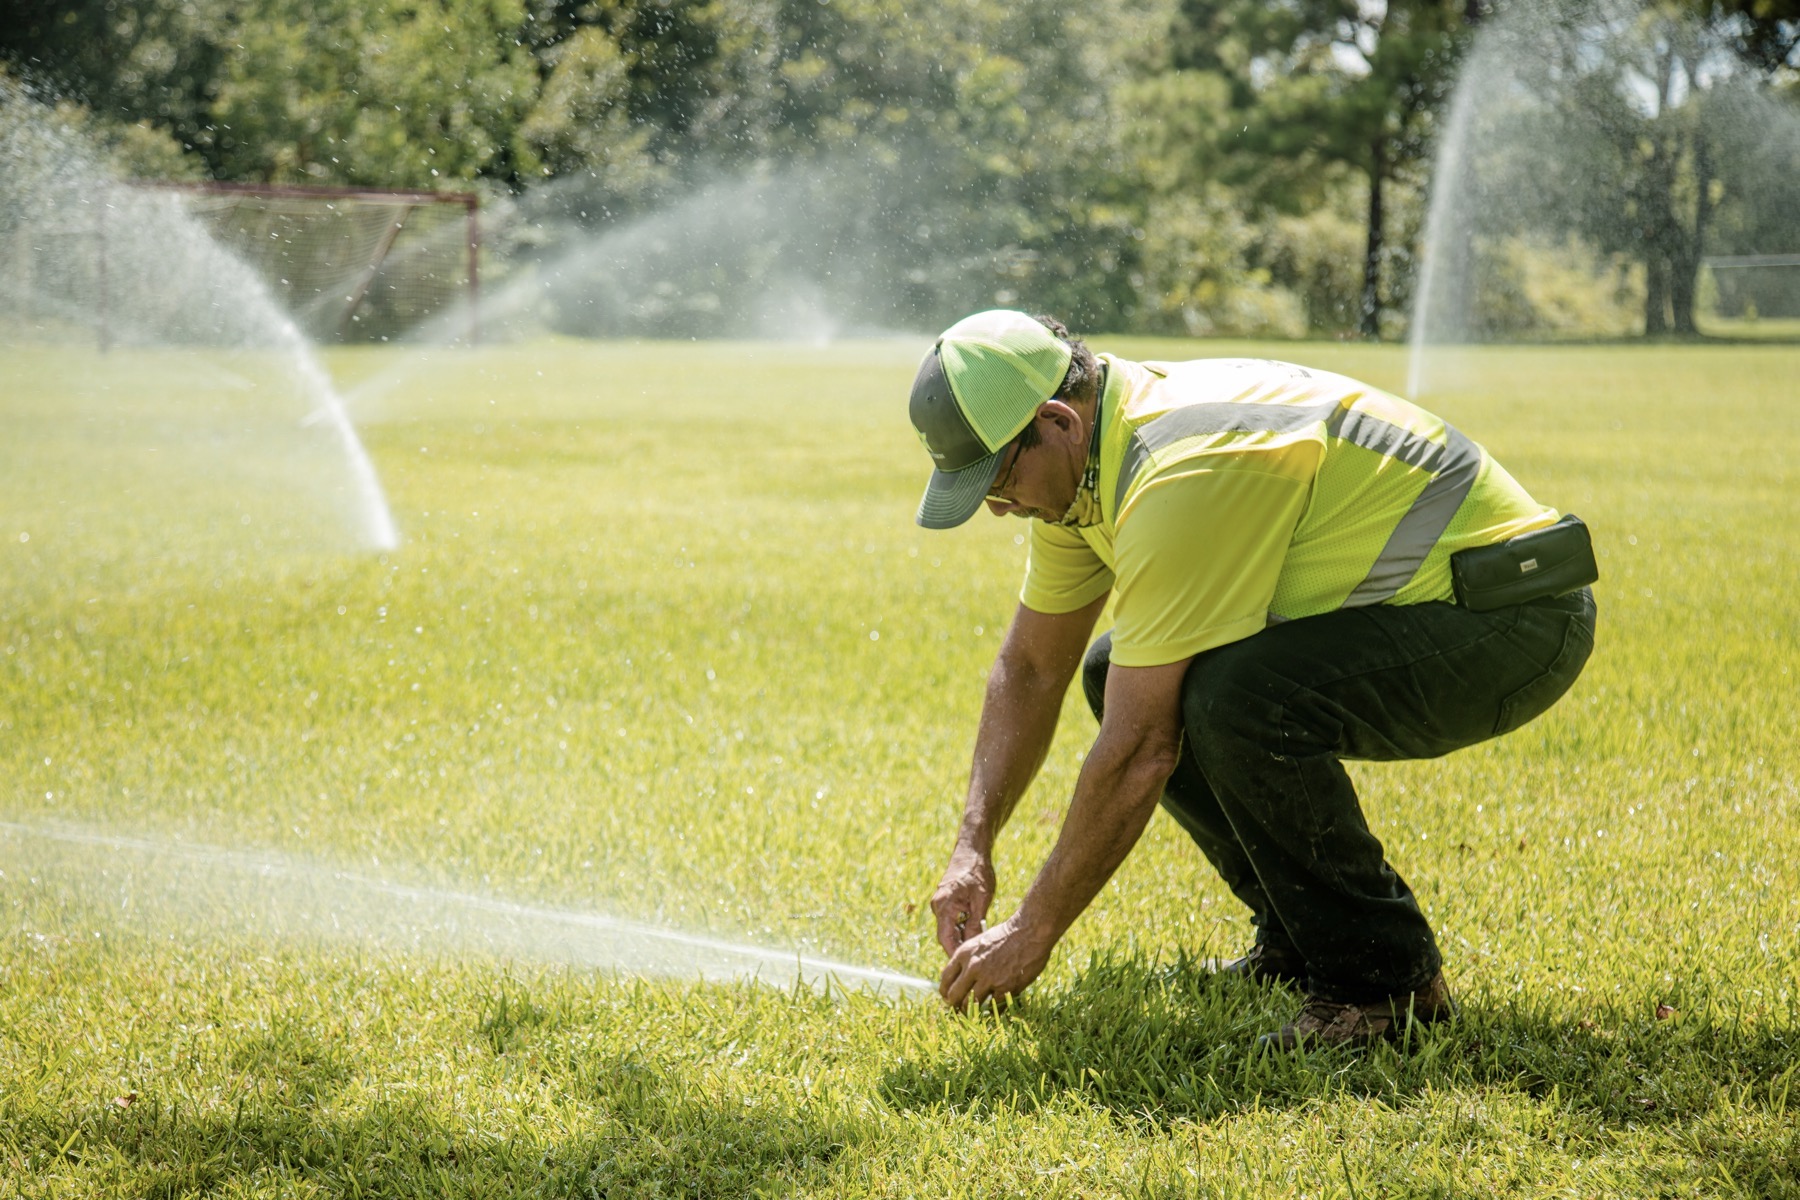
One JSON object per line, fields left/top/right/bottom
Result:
{"left": 206, "top": 0, "right": 539, "bottom": 186}
{"left": 1702, "top": 0, "right": 1800, "bottom": 73}
{"left": 535, "top": 0, "right": 728, "bottom": 142}
{"left": 1464, "top": 234, "right": 1646, "bottom": 338}
{"left": 511, "top": 0, "right": 1162, "bottom": 333}
{"left": 0, "top": 68, "right": 202, "bottom": 182}
{"left": 1260, "top": 196, "right": 1375, "bottom": 334}
{"left": 514, "top": 25, "right": 660, "bottom": 196}
{"left": 1159, "top": 0, "right": 1473, "bottom": 335}
{"left": 0, "top": 0, "right": 227, "bottom": 156}
{"left": 3, "top": 0, "right": 1795, "bottom": 337}
{"left": 1130, "top": 186, "right": 1312, "bottom": 337}
{"left": 1120, "top": 69, "right": 1398, "bottom": 337}
{"left": 1460, "top": 0, "right": 1800, "bottom": 338}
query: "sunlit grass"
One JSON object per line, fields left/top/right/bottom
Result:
{"left": 2, "top": 337, "right": 1797, "bottom": 1196}
{"left": 1695, "top": 313, "right": 1800, "bottom": 341}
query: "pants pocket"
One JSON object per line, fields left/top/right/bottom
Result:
{"left": 1493, "top": 603, "right": 1595, "bottom": 736}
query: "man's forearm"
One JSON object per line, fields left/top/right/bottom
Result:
{"left": 1012, "top": 723, "right": 1180, "bottom": 942}
{"left": 935, "top": 653, "right": 1188, "bottom": 1006}
{"left": 955, "top": 652, "right": 1066, "bottom": 854}
{"left": 932, "top": 601, "right": 1107, "bottom": 959}
{"left": 953, "top": 599, "right": 1107, "bottom": 855}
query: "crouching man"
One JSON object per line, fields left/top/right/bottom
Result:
{"left": 910, "top": 310, "right": 1596, "bottom": 1048}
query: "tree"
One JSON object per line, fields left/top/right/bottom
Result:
{"left": 0, "top": 0, "right": 227, "bottom": 167}
{"left": 1478, "top": 0, "right": 1799, "bottom": 335}
{"left": 1163, "top": 0, "right": 1472, "bottom": 338}
{"left": 0, "top": 0, "right": 547, "bottom": 188}
{"left": 511, "top": 0, "right": 1164, "bottom": 334}
{"left": 690, "top": 0, "right": 1159, "bottom": 327}
{"left": 1704, "top": 0, "right": 1800, "bottom": 73}
{"left": 516, "top": 0, "right": 728, "bottom": 179}
{"left": 205, "top": 0, "right": 540, "bottom": 187}
{"left": 514, "top": 25, "right": 664, "bottom": 205}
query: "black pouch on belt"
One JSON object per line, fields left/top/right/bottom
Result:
{"left": 1449, "top": 514, "right": 1598, "bottom": 611}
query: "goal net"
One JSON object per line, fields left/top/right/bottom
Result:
{"left": 129, "top": 181, "right": 480, "bottom": 344}
{"left": 1700, "top": 254, "right": 1800, "bottom": 336}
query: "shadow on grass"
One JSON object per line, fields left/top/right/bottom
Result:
{"left": 878, "top": 950, "right": 1800, "bottom": 1134}
{"left": 20, "top": 1045, "right": 850, "bottom": 1198}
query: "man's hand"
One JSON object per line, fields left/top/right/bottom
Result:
{"left": 936, "top": 656, "right": 1192, "bottom": 1012}
{"left": 939, "top": 914, "right": 1053, "bottom": 1010}
{"left": 929, "top": 844, "right": 995, "bottom": 956}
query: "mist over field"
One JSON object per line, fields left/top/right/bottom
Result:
{"left": 6, "top": 0, "right": 1796, "bottom": 347}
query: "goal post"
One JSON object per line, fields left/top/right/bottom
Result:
{"left": 122, "top": 180, "right": 481, "bottom": 345}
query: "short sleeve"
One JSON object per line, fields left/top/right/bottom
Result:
{"left": 1108, "top": 459, "right": 1311, "bottom": 666}
{"left": 1020, "top": 521, "right": 1114, "bottom": 615}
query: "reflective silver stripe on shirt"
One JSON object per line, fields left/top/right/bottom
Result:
{"left": 1326, "top": 407, "right": 1418, "bottom": 464}
{"left": 1112, "top": 397, "right": 1483, "bottom": 606}
{"left": 1340, "top": 423, "right": 1482, "bottom": 606}
{"left": 1113, "top": 400, "right": 1340, "bottom": 515}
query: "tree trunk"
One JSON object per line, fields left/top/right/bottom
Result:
{"left": 1361, "top": 142, "right": 1384, "bottom": 339}
{"left": 1641, "top": 47, "right": 1685, "bottom": 338}
{"left": 1639, "top": 124, "right": 1676, "bottom": 337}
{"left": 1645, "top": 254, "right": 1669, "bottom": 335}
{"left": 1672, "top": 129, "right": 1713, "bottom": 337}
{"left": 1670, "top": 251, "right": 1699, "bottom": 335}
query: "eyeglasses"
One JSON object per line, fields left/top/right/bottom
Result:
{"left": 986, "top": 438, "right": 1026, "bottom": 502}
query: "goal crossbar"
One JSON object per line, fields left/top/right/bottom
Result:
{"left": 122, "top": 180, "right": 481, "bottom": 344}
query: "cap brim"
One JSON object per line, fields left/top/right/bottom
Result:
{"left": 915, "top": 450, "right": 1003, "bottom": 529}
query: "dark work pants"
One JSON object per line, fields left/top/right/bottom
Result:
{"left": 1082, "top": 589, "right": 1595, "bottom": 1002}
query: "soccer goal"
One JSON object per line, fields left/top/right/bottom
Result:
{"left": 1699, "top": 253, "right": 1800, "bottom": 339}
{"left": 124, "top": 181, "right": 481, "bottom": 344}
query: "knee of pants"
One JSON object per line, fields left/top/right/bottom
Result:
{"left": 1081, "top": 631, "right": 1112, "bottom": 723}
{"left": 1181, "top": 645, "right": 1296, "bottom": 766}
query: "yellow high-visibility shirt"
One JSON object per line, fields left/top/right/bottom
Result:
{"left": 1020, "top": 356, "right": 1557, "bottom": 667}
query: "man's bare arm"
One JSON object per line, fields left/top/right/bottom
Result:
{"left": 939, "top": 655, "right": 1191, "bottom": 1008}
{"left": 929, "top": 595, "right": 1108, "bottom": 955}
{"left": 956, "top": 597, "right": 1109, "bottom": 853}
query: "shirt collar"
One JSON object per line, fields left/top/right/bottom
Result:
{"left": 1053, "top": 361, "right": 1109, "bottom": 530}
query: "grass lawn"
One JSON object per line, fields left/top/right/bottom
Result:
{"left": 2, "top": 335, "right": 1797, "bottom": 1197}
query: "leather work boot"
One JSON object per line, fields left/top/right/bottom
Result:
{"left": 1259, "top": 972, "right": 1457, "bottom": 1050}
{"left": 1201, "top": 941, "right": 1307, "bottom": 988}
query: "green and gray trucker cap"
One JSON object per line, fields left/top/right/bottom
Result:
{"left": 909, "top": 310, "right": 1073, "bottom": 529}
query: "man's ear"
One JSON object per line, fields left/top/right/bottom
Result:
{"left": 1037, "top": 399, "right": 1082, "bottom": 442}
